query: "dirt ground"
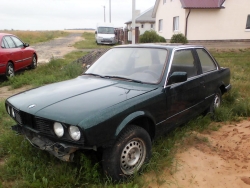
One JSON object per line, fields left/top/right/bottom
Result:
{"left": 1, "top": 32, "right": 250, "bottom": 187}
{"left": 147, "top": 120, "right": 250, "bottom": 188}
{"left": 31, "top": 31, "right": 84, "bottom": 63}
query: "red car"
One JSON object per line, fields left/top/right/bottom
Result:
{"left": 0, "top": 33, "right": 38, "bottom": 77}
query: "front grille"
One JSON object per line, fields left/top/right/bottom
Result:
{"left": 7, "top": 104, "right": 84, "bottom": 145}
{"left": 13, "top": 109, "right": 22, "bottom": 125}
{"left": 35, "top": 118, "right": 54, "bottom": 136}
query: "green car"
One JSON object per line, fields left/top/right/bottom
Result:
{"left": 5, "top": 44, "right": 231, "bottom": 181}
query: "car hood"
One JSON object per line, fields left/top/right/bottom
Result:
{"left": 7, "top": 76, "right": 157, "bottom": 125}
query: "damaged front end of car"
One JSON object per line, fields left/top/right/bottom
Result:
{"left": 12, "top": 124, "right": 79, "bottom": 162}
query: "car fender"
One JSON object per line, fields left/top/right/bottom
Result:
{"left": 115, "top": 111, "right": 156, "bottom": 137}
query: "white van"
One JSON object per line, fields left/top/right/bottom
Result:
{"left": 95, "top": 23, "right": 117, "bottom": 45}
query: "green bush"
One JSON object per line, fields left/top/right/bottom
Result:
{"left": 170, "top": 33, "right": 188, "bottom": 44}
{"left": 139, "top": 30, "right": 166, "bottom": 43}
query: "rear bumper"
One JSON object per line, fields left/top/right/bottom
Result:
{"left": 225, "top": 84, "right": 232, "bottom": 92}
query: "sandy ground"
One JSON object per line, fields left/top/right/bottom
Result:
{"left": 0, "top": 86, "right": 33, "bottom": 100}
{"left": 147, "top": 120, "right": 250, "bottom": 188}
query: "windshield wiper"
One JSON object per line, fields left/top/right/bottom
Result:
{"left": 104, "top": 76, "right": 143, "bottom": 83}
{"left": 83, "top": 73, "right": 105, "bottom": 78}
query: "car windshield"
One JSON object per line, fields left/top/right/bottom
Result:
{"left": 85, "top": 48, "right": 168, "bottom": 84}
{"left": 98, "top": 27, "right": 115, "bottom": 34}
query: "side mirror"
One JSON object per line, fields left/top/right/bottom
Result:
{"left": 168, "top": 71, "right": 187, "bottom": 85}
{"left": 95, "top": 31, "right": 97, "bottom": 34}
{"left": 86, "top": 65, "right": 91, "bottom": 69}
{"left": 24, "top": 43, "right": 29, "bottom": 47}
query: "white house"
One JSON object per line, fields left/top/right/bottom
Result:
{"left": 152, "top": 0, "right": 250, "bottom": 41}
{"left": 125, "top": 7, "right": 155, "bottom": 40}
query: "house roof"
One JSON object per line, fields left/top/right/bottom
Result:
{"left": 180, "top": 0, "right": 226, "bottom": 9}
{"left": 152, "top": 0, "right": 225, "bottom": 17}
{"left": 125, "top": 7, "right": 155, "bottom": 24}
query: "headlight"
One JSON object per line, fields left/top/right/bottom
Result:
{"left": 98, "top": 37, "right": 103, "bottom": 39}
{"left": 11, "top": 107, "right": 15, "bottom": 118}
{"left": 53, "top": 122, "right": 64, "bottom": 137}
{"left": 69, "top": 126, "right": 81, "bottom": 141}
{"left": 6, "top": 105, "right": 10, "bottom": 115}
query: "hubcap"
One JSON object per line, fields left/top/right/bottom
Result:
{"left": 8, "top": 65, "right": 14, "bottom": 77}
{"left": 214, "top": 94, "right": 221, "bottom": 108}
{"left": 33, "top": 57, "right": 37, "bottom": 67}
{"left": 120, "top": 138, "right": 146, "bottom": 175}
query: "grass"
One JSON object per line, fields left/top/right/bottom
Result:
{"left": 1, "top": 48, "right": 250, "bottom": 187}
{"left": 0, "top": 30, "right": 68, "bottom": 45}
{"left": 74, "top": 32, "right": 112, "bottom": 49}
{"left": 0, "top": 51, "right": 87, "bottom": 89}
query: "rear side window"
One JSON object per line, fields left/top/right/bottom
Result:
{"left": 170, "top": 49, "right": 198, "bottom": 78}
{"left": 4, "top": 36, "right": 16, "bottom": 48}
{"left": 3, "top": 39, "right": 9, "bottom": 48}
{"left": 196, "top": 49, "right": 217, "bottom": 73}
{"left": 1, "top": 39, "right": 4, "bottom": 48}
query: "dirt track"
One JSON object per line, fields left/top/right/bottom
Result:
{"left": 1, "top": 33, "right": 250, "bottom": 187}
{"left": 31, "top": 32, "right": 83, "bottom": 63}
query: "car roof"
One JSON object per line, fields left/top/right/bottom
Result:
{"left": 114, "top": 44, "right": 205, "bottom": 50}
{"left": 0, "top": 33, "right": 14, "bottom": 37}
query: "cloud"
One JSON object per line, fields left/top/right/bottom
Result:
{"left": 0, "top": 0, "right": 155, "bottom": 30}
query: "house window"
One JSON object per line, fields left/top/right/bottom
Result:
{"left": 151, "top": 24, "right": 154, "bottom": 28}
{"left": 246, "top": 15, "right": 250, "bottom": 29}
{"left": 141, "top": 24, "right": 144, "bottom": 28}
{"left": 159, "top": 19, "right": 163, "bottom": 31}
{"left": 173, "top": 16, "right": 179, "bottom": 31}
{"left": 163, "top": 0, "right": 166, "bottom": 4}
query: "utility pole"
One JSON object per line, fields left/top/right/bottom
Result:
{"left": 103, "top": 6, "right": 106, "bottom": 22}
{"left": 109, "top": 0, "right": 111, "bottom": 23}
{"left": 132, "top": 0, "right": 136, "bottom": 44}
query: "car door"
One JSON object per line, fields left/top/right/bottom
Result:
{"left": 163, "top": 48, "right": 204, "bottom": 128}
{"left": 195, "top": 48, "right": 220, "bottom": 108}
{"left": 4, "top": 36, "right": 23, "bottom": 70}
{"left": 11, "top": 36, "right": 31, "bottom": 68}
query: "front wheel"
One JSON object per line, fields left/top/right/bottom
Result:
{"left": 102, "top": 125, "right": 151, "bottom": 181}
{"left": 29, "top": 54, "right": 37, "bottom": 69}
{"left": 6, "top": 62, "right": 14, "bottom": 77}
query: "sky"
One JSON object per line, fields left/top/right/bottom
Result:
{"left": 0, "top": 0, "right": 156, "bottom": 30}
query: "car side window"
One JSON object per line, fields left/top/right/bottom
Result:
{"left": 197, "top": 49, "right": 217, "bottom": 73}
{"left": 3, "top": 38, "right": 10, "bottom": 48}
{"left": 11, "top": 36, "right": 24, "bottom": 48}
{"left": 4, "top": 36, "right": 16, "bottom": 48}
{"left": 1, "top": 40, "right": 5, "bottom": 48}
{"left": 170, "top": 49, "right": 197, "bottom": 78}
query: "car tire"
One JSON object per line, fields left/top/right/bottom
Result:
{"left": 209, "top": 89, "right": 222, "bottom": 113}
{"left": 6, "top": 62, "right": 15, "bottom": 77}
{"left": 29, "top": 54, "right": 37, "bottom": 69}
{"left": 102, "top": 125, "right": 151, "bottom": 182}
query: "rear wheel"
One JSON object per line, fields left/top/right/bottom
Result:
{"left": 102, "top": 125, "right": 151, "bottom": 181}
{"left": 6, "top": 62, "right": 14, "bottom": 77}
{"left": 208, "top": 89, "right": 222, "bottom": 113}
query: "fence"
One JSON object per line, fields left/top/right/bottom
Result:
{"left": 115, "top": 27, "right": 140, "bottom": 44}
